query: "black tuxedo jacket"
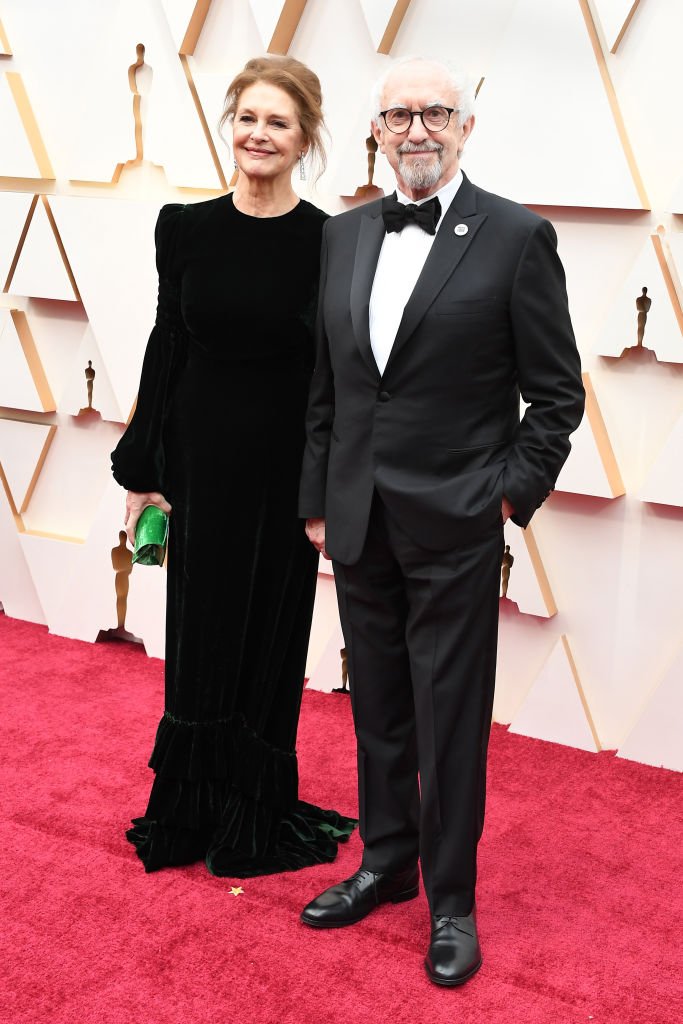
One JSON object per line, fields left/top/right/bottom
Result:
{"left": 299, "top": 173, "right": 585, "bottom": 565}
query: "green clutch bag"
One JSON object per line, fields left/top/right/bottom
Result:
{"left": 133, "top": 505, "right": 169, "bottom": 567}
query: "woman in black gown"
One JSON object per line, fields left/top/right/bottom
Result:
{"left": 111, "top": 55, "right": 355, "bottom": 877}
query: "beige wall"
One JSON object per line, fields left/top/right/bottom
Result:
{"left": 1, "top": 0, "right": 682, "bottom": 770}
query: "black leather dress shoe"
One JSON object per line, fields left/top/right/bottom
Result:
{"left": 300, "top": 864, "right": 419, "bottom": 928}
{"left": 424, "top": 911, "right": 482, "bottom": 986}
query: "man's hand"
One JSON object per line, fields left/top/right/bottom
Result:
{"left": 305, "top": 517, "right": 330, "bottom": 559}
{"left": 124, "top": 491, "right": 172, "bottom": 547}
{"left": 501, "top": 496, "right": 515, "bottom": 525}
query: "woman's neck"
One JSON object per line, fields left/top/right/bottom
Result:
{"left": 232, "top": 175, "right": 300, "bottom": 218}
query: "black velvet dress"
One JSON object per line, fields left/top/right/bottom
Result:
{"left": 111, "top": 194, "right": 355, "bottom": 876}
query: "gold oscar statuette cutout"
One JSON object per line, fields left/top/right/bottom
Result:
{"left": 112, "top": 530, "right": 133, "bottom": 630}
{"left": 354, "top": 134, "right": 384, "bottom": 201}
{"left": 76, "top": 360, "right": 101, "bottom": 419}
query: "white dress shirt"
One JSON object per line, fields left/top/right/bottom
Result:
{"left": 369, "top": 169, "right": 463, "bottom": 376}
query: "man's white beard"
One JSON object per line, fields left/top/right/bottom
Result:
{"left": 397, "top": 140, "right": 443, "bottom": 190}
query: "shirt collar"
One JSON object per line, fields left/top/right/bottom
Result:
{"left": 395, "top": 169, "right": 463, "bottom": 230}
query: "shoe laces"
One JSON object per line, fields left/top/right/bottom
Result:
{"left": 433, "top": 915, "right": 473, "bottom": 936}
{"left": 348, "top": 867, "right": 375, "bottom": 887}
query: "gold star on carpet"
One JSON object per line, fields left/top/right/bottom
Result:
{"left": 229, "top": 886, "right": 244, "bottom": 897}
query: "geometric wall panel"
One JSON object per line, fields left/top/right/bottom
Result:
{"left": 187, "top": 71, "right": 232, "bottom": 185}
{"left": 509, "top": 635, "right": 601, "bottom": 752}
{"left": 248, "top": 0, "right": 309, "bottom": 54}
{"left": 617, "top": 644, "right": 683, "bottom": 771}
{"left": 47, "top": 476, "right": 163, "bottom": 649}
{"left": 19, "top": 417, "right": 123, "bottom": 541}
{"left": 595, "top": 234, "right": 683, "bottom": 362}
{"left": 667, "top": 234, "right": 683, "bottom": 306}
{"left": 592, "top": 0, "right": 642, "bottom": 52}
{"left": 325, "top": 101, "right": 397, "bottom": 199}
{"left": 289, "top": 0, "right": 395, "bottom": 198}
{"left": 305, "top": 620, "right": 346, "bottom": 694}
{"left": 49, "top": 196, "right": 161, "bottom": 420}
{"left": 0, "top": 192, "right": 33, "bottom": 290}
{"left": 358, "top": 0, "right": 413, "bottom": 53}
{"left": 303, "top": 573, "right": 347, "bottom": 692}
{"left": 113, "top": 0, "right": 222, "bottom": 188}
{"left": 0, "top": 487, "right": 46, "bottom": 624}
{"left": 493, "top": 603, "right": 558, "bottom": 726}
{"left": 0, "top": 419, "right": 56, "bottom": 514}
{"left": 125, "top": 564, "right": 167, "bottom": 660}
{"left": 159, "top": 0, "right": 212, "bottom": 55}
{"left": 501, "top": 521, "right": 557, "bottom": 617}
{"left": 57, "top": 328, "right": 125, "bottom": 424}
{"left": 0, "top": 0, "right": 681, "bottom": 776}
{"left": 0, "top": 309, "right": 55, "bottom": 413}
{"left": 11, "top": 0, "right": 222, "bottom": 188}
{"left": 0, "top": 18, "right": 11, "bottom": 56}
{"left": 465, "top": 0, "right": 646, "bottom": 208}
{"left": 0, "top": 72, "right": 49, "bottom": 179}
{"left": 639, "top": 413, "right": 683, "bottom": 508}
{"left": 18, "top": 533, "right": 81, "bottom": 627}
{"left": 178, "top": 57, "right": 228, "bottom": 190}
{"left": 669, "top": 177, "right": 683, "bottom": 215}
{"left": 554, "top": 373, "right": 625, "bottom": 498}
{"left": 7, "top": 197, "right": 79, "bottom": 302}
{"left": 46, "top": 477, "right": 125, "bottom": 641}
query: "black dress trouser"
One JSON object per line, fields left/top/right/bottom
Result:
{"left": 333, "top": 492, "right": 504, "bottom": 917}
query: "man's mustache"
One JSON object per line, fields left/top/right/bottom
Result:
{"left": 397, "top": 140, "right": 443, "bottom": 155}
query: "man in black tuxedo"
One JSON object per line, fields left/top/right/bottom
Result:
{"left": 298, "top": 57, "right": 584, "bottom": 986}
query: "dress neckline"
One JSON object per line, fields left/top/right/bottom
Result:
{"left": 226, "top": 192, "right": 305, "bottom": 221}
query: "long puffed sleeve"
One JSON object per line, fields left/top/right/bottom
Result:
{"left": 111, "top": 204, "right": 186, "bottom": 493}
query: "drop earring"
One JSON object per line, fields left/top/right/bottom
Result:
{"left": 299, "top": 152, "right": 306, "bottom": 181}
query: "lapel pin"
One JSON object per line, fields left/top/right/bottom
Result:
{"left": 454, "top": 223, "right": 468, "bottom": 236}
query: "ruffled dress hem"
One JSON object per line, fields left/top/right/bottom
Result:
{"left": 126, "top": 710, "right": 356, "bottom": 876}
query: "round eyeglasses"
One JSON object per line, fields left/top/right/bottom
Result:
{"left": 380, "top": 105, "right": 458, "bottom": 134}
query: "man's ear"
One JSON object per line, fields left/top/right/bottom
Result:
{"left": 371, "top": 119, "right": 384, "bottom": 153}
{"left": 461, "top": 114, "right": 475, "bottom": 144}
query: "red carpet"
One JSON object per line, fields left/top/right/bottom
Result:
{"left": 1, "top": 612, "right": 682, "bottom": 1024}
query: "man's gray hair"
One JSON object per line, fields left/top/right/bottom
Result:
{"left": 370, "top": 57, "right": 476, "bottom": 128}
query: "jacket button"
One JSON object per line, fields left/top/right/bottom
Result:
{"left": 378, "top": 391, "right": 391, "bottom": 402}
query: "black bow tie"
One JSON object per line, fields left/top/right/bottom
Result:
{"left": 381, "top": 194, "right": 442, "bottom": 235}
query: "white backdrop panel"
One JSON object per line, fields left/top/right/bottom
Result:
{"left": 0, "top": 193, "right": 33, "bottom": 289}
{"left": 0, "top": 493, "right": 45, "bottom": 623}
{"left": 0, "top": 72, "right": 42, "bottom": 178}
{"left": 509, "top": 636, "right": 600, "bottom": 752}
{"left": 595, "top": 236, "right": 683, "bottom": 363}
{"left": 0, "top": 310, "right": 45, "bottom": 413}
{"left": 464, "top": 0, "right": 644, "bottom": 208}
{"left": 50, "top": 196, "right": 162, "bottom": 421}
{"left": 617, "top": 643, "right": 683, "bottom": 772}
{"left": 0, "top": 418, "right": 52, "bottom": 511}
{"left": 9, "top": 200, "right": 77, "bottom": 302}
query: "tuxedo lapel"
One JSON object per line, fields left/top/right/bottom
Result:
{"left": 350, "top": 205, "right": 385, "bottom": 377}
{"left": 384, "top": 175, "right": 487, "bottom": 376}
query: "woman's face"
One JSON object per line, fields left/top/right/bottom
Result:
{"left": 232, "top": 82, "right": 307, "bottom": 184}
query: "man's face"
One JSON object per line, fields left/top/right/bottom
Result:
{"left": 371, "top": 63, "right": 474, "bottom": 198}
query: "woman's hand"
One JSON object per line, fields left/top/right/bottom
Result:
{"left": 124, "top": 491, "right": 172, "bottom": 547}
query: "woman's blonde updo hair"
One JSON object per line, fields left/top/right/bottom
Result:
{"left": 220, "top": 55, "right": 327, "bottom": 179}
